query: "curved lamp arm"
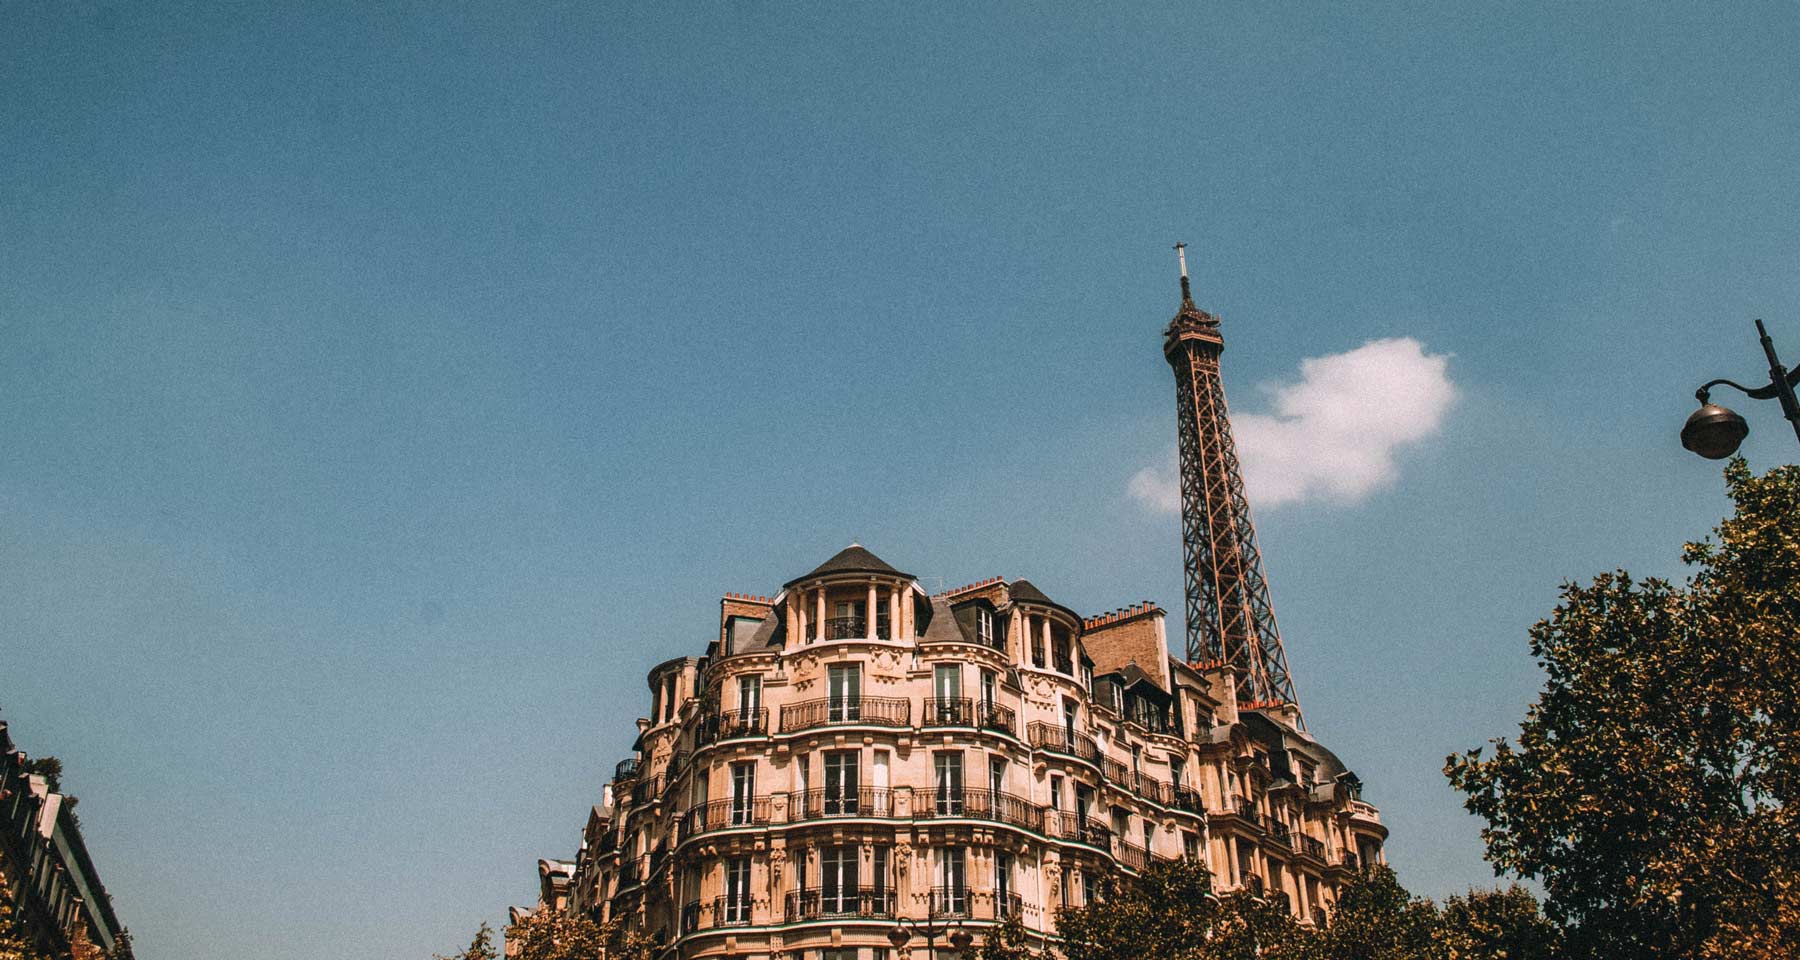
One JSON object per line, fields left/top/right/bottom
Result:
{"left": 1697, "top": 367, "right": 1800, "bottom": 403}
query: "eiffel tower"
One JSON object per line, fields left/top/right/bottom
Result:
{"left": 1162, "top": 243, "right": 1301, "bottom": 715}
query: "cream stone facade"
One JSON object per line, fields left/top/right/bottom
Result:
{"left": 542, "top": 546, "right": 1386, "bottom": 960}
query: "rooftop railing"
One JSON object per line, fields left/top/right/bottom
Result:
{"left": 779, "top": 696, "right": 910, "bottom": 733}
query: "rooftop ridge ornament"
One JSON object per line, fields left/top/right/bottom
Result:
{"left": 1162, "top": 242, "right": 1302, "bottom": 723}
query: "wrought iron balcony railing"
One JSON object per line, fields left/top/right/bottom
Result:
{"left": 1102, "top": 757, "right": 1132, "bottom": 789}
{"left": 1043, "top": 810, "right": 1113, "bottom": 850}
{"left": 1337, "top": 848, "right": 1361, "bottom": 871}
{"left": 1172, "top": 787, "right": 1205, "bottom": 815}
{"left": 613, "top": 757, "right": 640, "bottom": 781}
{"left": 977, "top": 700, "right": 1015, "bottom": 735}
{"left": 1134, "top": 774, "right": 1174, "bottom": 807}
{"left": 929, "top": 885, "right": 971, "bottom": 919}
{"left": 712, "top": 894, "right": 754, "bottom": 927}
{"left": 911, "top": 787, "right": 1042, "bottom": 831}
{"left": 793, "top": 787, "right": 896, "bottom": 820}
{"left": 813, "top": 616, "right": 892, "bottom": 641}
{"left": 1299, "top": 835, "right": 1326, "bottom": 860}
{"left": 997, "top": 892, "right": 1024, "bottom": 919}
{"left": 779, "top": 696, "right": 910, "bottom": 732}
{"left": 678, "top": 797, "right": 772, "bottom": 841}
{"left": 628, "top": 775, "right": 665, "bottom": 806}
{"left": 1027, "top": 722, "right": 1101, "bottom": 764}
{"left": 694, "top": 708, "right": 769, "bottom": 745}
{"left": 923, "top": 697, "right": 974, "bottom": 727}
{"left": 784, "top": 888, "right": 898, "bottom": 921}
{"left": 1267, "top": 820, "right": 1291, "bottom": 847}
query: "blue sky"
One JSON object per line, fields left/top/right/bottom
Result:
{"left": 5, "top": 3, "right": 1799, "bottom": 957}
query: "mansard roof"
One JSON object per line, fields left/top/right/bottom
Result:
{"left": 1007, "top": 578, "right": 1084, "bottom": 625}
{"left": 783, "top": 543, "right": 912, "bottom": 588}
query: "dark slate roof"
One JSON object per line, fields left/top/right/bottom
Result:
{"left": 1008, "top": 578, "right": 1083, "bottom": 623}
{"left": 783, "top": 544, "right": 912, "bottom": 588}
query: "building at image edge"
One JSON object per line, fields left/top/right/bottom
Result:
{"left": 0, "top": 721, "right": 124, "bottom": 958}
{"left": 519, "top": 550, "right": 1386, "bottom": 958}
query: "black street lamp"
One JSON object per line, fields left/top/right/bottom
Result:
{"left": 887, "top": 912, "right": 973, "bottom": 960}
{"left": 1681, "top": 319, "right": 1800, "bottom": 459}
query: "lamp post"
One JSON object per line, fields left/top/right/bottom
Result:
{"left": 887, "top": 912, "right": 973, "bottom": 960}
{"left": 1681, "top": 319, "right": 1800, "bottom": 458}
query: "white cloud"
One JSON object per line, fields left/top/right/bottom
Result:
{"left": 1129, "top": 337, "right": 1455, "bottom": 512}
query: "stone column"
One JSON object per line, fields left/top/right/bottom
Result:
{"left": 867, "top": 581, "right": 878, "bottom": 640}
{"left": 888, "top": 586, "right": 899, "bottom": 641}
{"left": 815, "top": 588, "right": 826, "bottom": 642}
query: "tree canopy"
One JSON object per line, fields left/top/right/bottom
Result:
{"left": 1446, "top": 459, "right": 1800, "bottom": 959}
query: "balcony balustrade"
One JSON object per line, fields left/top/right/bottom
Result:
{"left": 784, "top": 888, "right": 897, "bottom": 922}
{"left": 929, "top": 886, "right": 971, "bottom": 919}
{"left": 678, "top": 797, "right": 772, "bottom": 841}
{"left": 793, "top": 787, "right": 896, "bottom": 820}
{"left": 977, "top": 700, "right": 1015, "bottom": 735}
{"left": 694, "top": 709, "right": 769, "bottom": 745}
{"left": 779, "top": 696, "right": 910, "bottom": 732}
{"left": 712, "top": 894, "right": 753, "bottom": 927}
{"left": 628, "top": 775, "right": 665, "bottom": 806}
{"left": 1027, "top": 722, "right": 1102, "bottom": 765}
{"left": 1134, "top": 773, "right": 1174, "bottom": 807}
{"left": 1114, "top": 838, "right": 1150, "bottom": 873}
{"left": 1043, "top": 810, "right": 1113, "bottom": 850}
{"left": 1267, "top": 820, "right": 1291, "bottom": 847}
{"left": 923, "top": 697, "right": 975, "bottom": 727}
{"left": 1299, "top": 835, "right": 1326, "bottom": 860}
{"left": 815, "top": 616, "right": 892, "bottom": 641}
{"left": 912, "top": 787, "right": 1042, "bottom": 831}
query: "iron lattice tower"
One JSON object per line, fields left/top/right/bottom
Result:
{"left": 1163, "top": 243, "right": 1301, "bottom": 715}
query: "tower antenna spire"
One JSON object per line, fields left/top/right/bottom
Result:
{"left": 1174, "top": 241, "right": 1193, "bottom": 305}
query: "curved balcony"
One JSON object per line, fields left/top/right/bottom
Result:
{"left": 614, "top": 758, "right": 640, "bottom": 781}
{"left": 1114, "top": 838, "right": 1150, "bottom": 873}
{"left": 1043, "top": 810, "right": 1112, "bottom": 851}
{"left": 929, "top": 886, "right": 971, "bottom": 919}
{"left": 678, "top": 797, "right": 772, "bottom": 842}
{"left": 784, "top": 888, "right": 897, "bottom": 922}
{"left": 779, "top": 696, "right": 910, "bottom": 733}
{"left": 694, "top": 709, "right": 769, "bottom": 745}
{"left": 923, "top": 697, "right": 974, "bottom": 727}
{"left": 977, "top": 700, "right": 1015, "bottom": 736}
{"left": 793, "top": 787, "right": 897, "bottom": 821}
{"left": 1027, "top": 722, "right": 1101, "bottom": 765}
{"left": 1102, "top": 757, "right": 1132, "bottom": 789}
{"left": 912, "top": 787, "right": 1042, "bottom": 832}
{"left": 712, "top": 894, "right": 754, "bottom": 927}
{"left": 628, "top": 775, "right": 665, "bottom": 806}
{"left": 815, "top": 615, "right": 891, "bottom": 641}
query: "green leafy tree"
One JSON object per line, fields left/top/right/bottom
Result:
{"left": 501, "top": 910, "right": 653, "bottom": 960}
{"left": 1446, "top": 460, "right": 1800, "bottom": 960}
{"left": 1436, "top": 887, "right": 1560, "bottom": 960}
{"left": 1312, "top": 866, "right": 1442, "bottom": 960}
{"left": 436, "top": 922, "right": 498, "bottom": 960}
{"left": 1053, "top": 859, "right": 1312, "bottom": 960}
{"left": 975, "top": 913, "right": 1045, "bottom": 960}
